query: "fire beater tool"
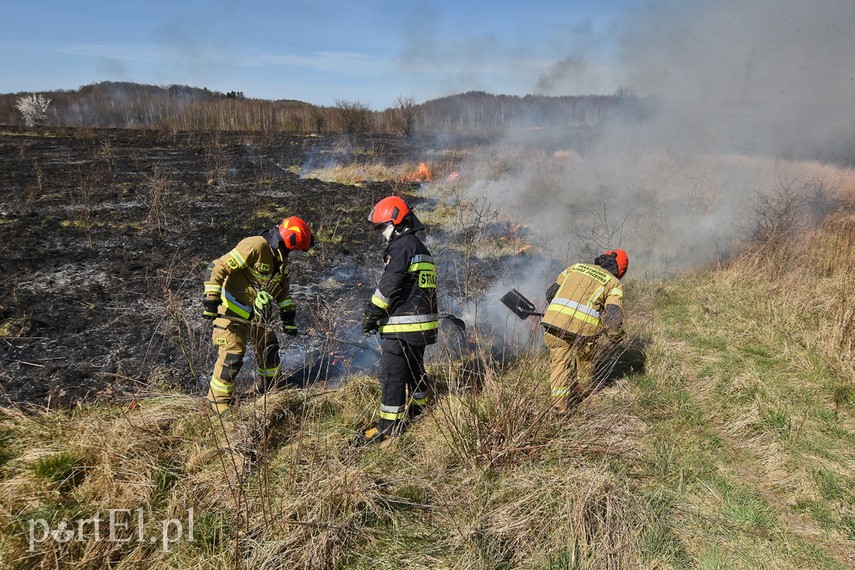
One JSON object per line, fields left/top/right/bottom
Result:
{"left": 500, "top": 288, "right": 544, "bottom": 319}
{"left": 216, "top": 314, "right": 374, "bottom": 349}
{"left": 218, "top": 312, "right": 466, "bottom": 340}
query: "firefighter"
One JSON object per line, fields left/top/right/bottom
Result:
{"left": 360, "top": 196, "right": 438, "bottom": 444}
{"left": 541, "top": 249, "right": 628, "bottom": 413}
{"left": 202, "top": 216, "right": 314, "bottom": 414}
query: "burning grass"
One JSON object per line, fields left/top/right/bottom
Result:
{"left": 302, "top": 160, "right": 441, "bottom": 187}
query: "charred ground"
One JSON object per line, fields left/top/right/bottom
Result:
{"left": 0, "top": 128, "right": 452, "bottom": 407}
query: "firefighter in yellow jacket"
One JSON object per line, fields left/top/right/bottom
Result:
{"left": 541, "top": 249, "right": 628, "bottom": 412}
{"left": 202, "top": 216, "right": 314, "bottom": 413}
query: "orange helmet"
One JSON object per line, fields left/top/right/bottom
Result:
{"left": 369, "top": 196, "right": 409, "bottom": 227}
{"left": 277, "top": 216, "right": 314, "bottom": 251}
{"left": 604, "top": 249, "right": 629, "bottom": 278}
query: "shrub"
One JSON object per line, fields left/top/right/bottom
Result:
{"left": 15, "top": 93, "right": 52, "bottom": 128}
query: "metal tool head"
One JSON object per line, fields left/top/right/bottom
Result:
{"left": 500, "top": 288, "right": 541, "bottom": 319}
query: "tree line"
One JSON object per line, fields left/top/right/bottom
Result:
{"left": 0, "top": 81, "right": 634, "bottom": 136}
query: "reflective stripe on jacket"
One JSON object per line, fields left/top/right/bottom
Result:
{"left": 541, "top": 263, "right": 623, "bottom": 338}
{"left": 368, "top": 232, "right": 438, "bottom": 346}
{"left": 204, "top": 235, "right": 292, "bottom": 319}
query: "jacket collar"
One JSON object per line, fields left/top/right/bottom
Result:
{"left": 260, "top": 227, "right": 288, "bottom": 264}
{"left": 387, "top": 213, "right": 425, "bottom": 244}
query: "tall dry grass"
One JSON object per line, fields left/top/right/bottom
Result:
{"left": 622, "top": 196, "right": 855, "bottom": 568}
{"left": 3, "top": 145, "right": 854, "bottom": 569}
{"left": 721, "top": 211, "right": 855, "bottom": 384}
{"left": 0, "top": 349, "right": 659, "bottom": 570}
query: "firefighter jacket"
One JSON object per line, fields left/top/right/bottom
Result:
{"left": 204, "top": 228, "right": 294, "bottom": 320}
{"left": 365, "top": 217, "right": 438, "bottom": 346}
{"left": 541, "top": 262, "right": 623, "bottom": 339}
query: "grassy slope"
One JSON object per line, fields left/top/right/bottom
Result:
{"left": 1, "top": 219, "right": 853, "bottom": 570}
{"left": 641, "top": 214, "right": 855, "bottom": 568}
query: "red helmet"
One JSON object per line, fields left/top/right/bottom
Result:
{"left": 369, "top": 196, "right": 409, "bottom": 227}
{"left": 604, "top": 249, "right": 629, "bottom": 278}
{"left": 278, "top": 216, "right": 314, "bottom": 251}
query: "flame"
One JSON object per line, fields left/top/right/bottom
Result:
{"left": 514, "top": 244, "right": 531, "bottom": 255}
{"left": 446, "top": 171, "right": 460, "bottom": 182}
{"left": 401, "top": 162, "right": 432, "bottom": 182}
{"left": 329, "top": 351, "right": 346, "bottom": 366}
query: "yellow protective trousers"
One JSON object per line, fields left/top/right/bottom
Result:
{"left": 208, "top": 316, "right": 281, "bottom": 405}
{"left": 543, "top": 331, "right": 597, "bottom": 413}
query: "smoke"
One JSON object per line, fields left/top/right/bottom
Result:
{"left": 449, "top": 0, "right": 855, "bottom": 273}
{"left": 535, "top": 57, "right": 587, "bottom": 94}
{"left": 617, "top": 0, "right": 855, "bottom": 161}
{"left": 436, "top": 0, "right": 855, "bottom": 341}
{"left": 536, "top": 20, "right": 611, "bottom": 95}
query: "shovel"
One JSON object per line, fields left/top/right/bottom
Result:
{"left": 500, "top": 288, "right": 544, "bottom": 319}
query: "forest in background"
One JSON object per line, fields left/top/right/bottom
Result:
{"left": 0, "top": 81, "right": 633, "bottom": 138}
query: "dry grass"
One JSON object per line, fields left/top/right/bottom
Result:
{"left": 2, "top": 151, "right": 854, "bottom": 569}
{"left": 629, "top": 209, "right": 855, "bottom": 569}
{"left": 0, "top": 357, "right": 658, "bottom": 570}
{"left": 302, "top": 160, "right": 445, "bottom": 187}
{"left": 724, "top": 212, "right": 855, "bottom": 382}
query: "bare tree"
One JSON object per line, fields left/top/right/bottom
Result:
{"left": 751, "top": 176, "right": 838, "bottom": 246}
{"left": 575, "top": 202, "right": 630, "bottom": 261}
{"left": 334, "top": 98, "right": 373, "bottom": 137}
{"left": 393, "top": 95, "right": 419, "bottom": 137}
{"left": 15, "top": 93, "right": 52, "bottom": 128}
{"left": 614, "top": 85, "right": 638, "bottom": 100}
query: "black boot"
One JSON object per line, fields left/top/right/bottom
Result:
{"left": 356, "top": 418, "right": 401, "bottom": 446}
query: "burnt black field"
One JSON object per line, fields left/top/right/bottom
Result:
{"left": 0, "top": 128, "right": 444, "bottom": 406}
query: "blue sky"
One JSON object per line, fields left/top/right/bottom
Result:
{"left": 0, "top": 0, "right": 639, "bottom": 109}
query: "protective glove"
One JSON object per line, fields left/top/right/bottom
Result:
{"left": 361, "top": 313, "right": 380, "bottom": 336}
{"left": 202, "top": 298, "right": 220, "bottom": 320}
{"left": 280, "top": 309, "right": 298, "bottom": 336}
{"left": 253, "top": 291, "right": 275, "bottom": 321}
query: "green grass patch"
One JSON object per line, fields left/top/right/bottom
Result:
{"left": 0, "top": 319, "right": 24, "bottom": 337}
{"left": 0, "top": 427, "right": 18, "bottom": 470}
{"left": 718, "top": 485, "right": 777, "bottom": 534}
{"left": 32, "top": 451, "right": 86, "bottom": 492}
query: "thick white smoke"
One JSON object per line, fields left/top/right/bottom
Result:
{"left": 432, "top": 0, "right": 855, "bottom": 346}
{"left": 452, "top": 0, "right": 855, "bottom": 277}
{"left": 618, "top": 0, "right": 855, "bottom": 161}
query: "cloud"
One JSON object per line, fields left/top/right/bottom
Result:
{"left": 243, "top": 51, "right": 388, "bottom": 75}
{"left": 59, "top": 43, "right": 165, "bottom": 63}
